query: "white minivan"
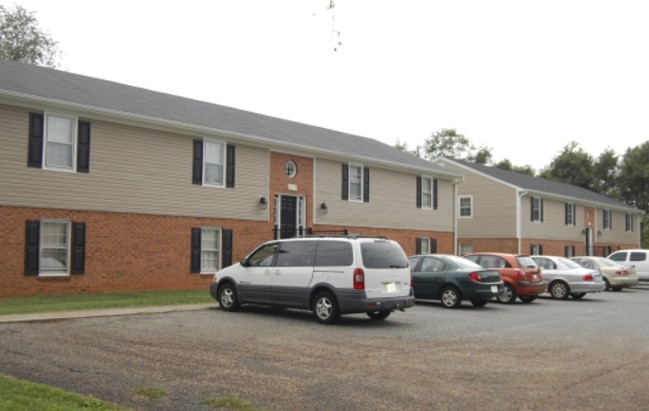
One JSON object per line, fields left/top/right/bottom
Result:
{"left": 608, "top": 249, "right": 649, "bottom": 281}
{"left": 209, "top": 236, "right": 415, "bottom": 324}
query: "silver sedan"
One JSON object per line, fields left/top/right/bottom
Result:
{"left": 531, "top": 255, "right": 606, "bottom": 299}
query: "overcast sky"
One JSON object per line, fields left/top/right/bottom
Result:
{"left": 4, "top": 0, "right": 649, "bottom": 171}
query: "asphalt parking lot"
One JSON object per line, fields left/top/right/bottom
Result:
{"left": 2, "top": 285, "right": 649, "bottom": 411}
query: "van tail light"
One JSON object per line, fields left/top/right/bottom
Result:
{"left": 468, "top": 272, "right": 482, "bottom": 282}
{"left": 353, "top": 268, "right": 365, "bottom": 290}
{"left": 582, "top": 273, "right": 594, "bottom": 281}
{"left": 515, "top": 269, "right": 526, "bottom": 280}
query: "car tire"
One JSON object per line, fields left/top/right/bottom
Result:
{"left": 312, "top": 291, "right": 341, "bottom": 324}
{"left": 549, "top": 281, "right": 570, "bottom": 300}
{"left": 611, "top": 287, "right": 623, "bottom": 291}
{"left": 519, "top": 296, "right": 537, "bottom": 303}
{"left": 470, "top": 298, "right": 489, "bottom": 307}
{"left": 497, "top": 284, "right": 517, "bottom": 304}
{"left": 570, "top": 293, "right": 586, "bottom": 299}
{"left": 440, "top": 286, "right": 462, "bottom": 308}
{"left": 217, "top": 282, "right": 240, "bottom": 312}
{"left": 367, "top": 310, "right": 391, "bottom": 320}
{"left": 603, "top": 278, "right": 611, "bottom": 291}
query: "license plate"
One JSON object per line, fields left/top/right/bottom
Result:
{"left": 385, "top": 283, "right": 397, "bottom": 292}
{"left": 533, "top": 274, "right": 538, "bottom": 280}
{"left": 491, "top": 285, "right": 499, "bottom": 294}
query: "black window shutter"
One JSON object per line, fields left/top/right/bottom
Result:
{"left": 433, "top": 179, "right": 438, "bottom": 210}
{"left": 540, "top": 199, "right": 544, "bottom": 222}
{"left": 565, "top": 203, "right": 569, "bottom": 225}
{"left": 192, "top": 139, "right": 203, "bottom": 185}
{"left": 77, "top": 121, "right": 91, "bottom": 173}
{"left": 416, "top": 238, "right": 422, "bottom": 255}
{"left": 529, "top": 244, "right": 534, "bottom": 255}
{"left": 226, "top": 144, "right": 235, "bottom": 188}
{"left": 416, "top": 176, "right": 422, "bottom": 208}
{"left": 28, "top": 113, "right": 44, "bottom": 168}
{"left": 530, "top": 198, "right": 534, "bottom": 221}
{"left": 71, "top": 222, "right": 86, "bottom": 275}
{"left": 363, "top": 167, "right": 370, "bottom": 203}
{"left": 222, "top": 229, "right": 233, "bottom": 268}
{"left": 25, "top": 220, "right": 40, "bottom": 276}
{"left": 431, "top": 238, "right": 437, "bottom": 254}
{"left": 341, "top": 164, "right": 349, "bottom": 200}
{"left": 539, "top": 244, "right": 544, "bottom": 255}
{"left": 191, "top": 228, "right": 201, "bottom": 273}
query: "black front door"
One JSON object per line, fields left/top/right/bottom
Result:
{"left": 279, "top": 195, "right": 297, "bottom": 239}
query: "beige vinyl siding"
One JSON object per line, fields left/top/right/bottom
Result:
{"left": 0, "top": 105, "right": 268, "bottom": 220}
{"left": 315, "top": 158, "right": 454, "bottom": 231}
{"left": 520, "top": 196, "right": 583, "bottom": 240}
{"left": 597, "top": 209, "right": 639, "bottom": 244}
{"left": 453, "top": 166, "right": 517, "bottom": 238}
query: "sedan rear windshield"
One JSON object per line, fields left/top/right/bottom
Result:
{"left": 516, "top": 256, "right": 538, "bottom": 269}
{"left": 360, "top": 241, "right": 408, "bottom": 269}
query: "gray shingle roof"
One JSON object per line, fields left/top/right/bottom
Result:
{"left": 447, "top": 159, "right": 639, "bottom": 212}
{"left": 0, "top": 59, "right": 460, "bottom": 179}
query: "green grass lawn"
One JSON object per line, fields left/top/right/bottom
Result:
{"left": 0, "top": 290, "right": 213, "bottom": 316}
{"left": 0, "top": 374, "right": 128, "bottom": 410}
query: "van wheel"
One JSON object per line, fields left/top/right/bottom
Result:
{"left": 571, "top": 293, "right": 586, "bottom": 300}
{"left": 519, "top": 296, "right": 536, "bottom": 303}
{"left": 312, "top": 291, "right": 340, "bottom": 324}
{"left": 367, "top": 310, "right": 391, "bottom": 320}
{"left": 549, "top": 281, "right": 570, "bottom": 299}
{"left": 217, "top": 283, "right": 240, "bottom": 312}
{"left": 470, "top": 298, "right": 489, "bottom": 307}
{"left": 497, "top": 284, "right": 517, "bottom": 304}
{"left": 440, "top": 286, "right": 462, "bottom": 308}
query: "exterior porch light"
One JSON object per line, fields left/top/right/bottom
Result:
{"left": 259, "top": 196, "right": 268, "bottom": 210}
{"left": 320, "top": 202, "right": 328, "bottom": 215}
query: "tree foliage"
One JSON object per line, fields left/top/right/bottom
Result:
{"left": 418, "top": 128, "right": 493, "bottom": 162}
{"left": 539, "top": 141, "right": 596, "bottom": 190}
{"left": 0, "top": 4, "right": 59, "bottom": 67}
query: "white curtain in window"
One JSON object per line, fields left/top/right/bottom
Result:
{"left": 204, "top": 142, "right": 224, "bottom": 185}
{"left": 201, "top": 229, "right": 220, "bottom": 271}
{"left": 41, "top": 221, "right": 68, "bottom": 271}
{"left": 349, "top": 166, "right": 362, "bottom": 200}
{"left": 46, "top": 116, "right": 74, "bottom": 168}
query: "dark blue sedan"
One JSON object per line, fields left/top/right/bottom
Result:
{"left": 408, "top": 254, "right": 504, "bottom": 308}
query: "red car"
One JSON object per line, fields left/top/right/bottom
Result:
{"left": 463, "top": 252, "right": 545, "bottom": 303}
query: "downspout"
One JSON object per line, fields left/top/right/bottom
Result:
{"left": 453, "top": 177, "right": 463, "bottom": 255}
{"left": 517, "top": 190, "right": 528, "bottom": 255}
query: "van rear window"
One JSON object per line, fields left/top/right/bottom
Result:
{"left": 360, "top": 241, "right": 408, "bottom": 269}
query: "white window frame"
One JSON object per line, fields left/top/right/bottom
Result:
{"left": 566, "top": 203, "right": 576, "bottom": 226}
{"left": 458, "top": 195, "right": 473, "bottom": 218}
{"left": 603, "top": 209, "right": 612, "bottom": 230}
{"left": 421, "top": 177, "right": 433, "bottom": 209}
{"left": 39, "top": 219, "right": 71, "bottom": 276}
{"left": 532, "top": 197, "right": 542, "bottom": 222}
{"left": 43, "top": 113, "right": 77, "bottom": 172}
{"left": 203, "top": 139, "right": 226, "bottom": 187}
{"left": 419, "top": 237, "right": 431, "bottom": 254}
{"left": 348, "top": 164, "right": 363, "bottom": 202}
{"left": 200, "top": 227, "right": 221, "bottom": 273}
{"left": 459, "top": 243, "right": 473, "bottom": 255}
{"left": 530, "top": 244, "right": 542, "bottom": 255}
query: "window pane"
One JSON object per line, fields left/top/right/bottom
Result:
{"left": 204, "top": 141, "right": 224, "bottom": 185}
{"left": 315, "top": 241, "right": 353, "bottom": 266}
{"left": 46, "top": 142, "right": 73, "bottom": 168}
{"left": 201, "top": 229, "right": 220, "bottom": 271}
{"left": 47, "top": 116, "right": 73, "bottom": 143}
{"left": 40, "top": 221, "right": 68, "bottom": 273}
{"left": 349, "top": 166, "right": 362, "bottom": 200}
{"left": 275, "top": 241, "right": 317, "bottom": 267}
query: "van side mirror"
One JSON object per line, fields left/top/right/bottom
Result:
{"left": 240, "top": 258, "right": 250, "bottom": 267}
